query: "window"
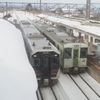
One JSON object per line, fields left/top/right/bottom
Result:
{"left": 43, "top": 58, "right": 49, "bottom": 68}
{"left": 50, "top": 52, "right": 59, "bottom": 68}
{"left": 80, "top": 48, "right": 87, "bottom": 58}
{"left": 51, "top": 57, "right": 59, "bottom": 68}
{"left": 32, "top": 58, "right": 40, "bottom": 67}
{"left": 73, "top": 49, "right": 78, "bottom": 58}
{"left": 95, "top": 39, "right": 100, "bottom": 43}
{"left": 64, "top": 48, "right": 72, "bottom": 59}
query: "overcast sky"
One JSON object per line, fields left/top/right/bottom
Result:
{"left": 0, "top": 0, "right": 100, "bottom": 4}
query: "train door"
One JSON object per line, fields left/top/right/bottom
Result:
{"left": 41, "top": 56, "right": 50, "bottom": 78}
{"left": 73, "top": 49, "right": 79, "bottom": 66}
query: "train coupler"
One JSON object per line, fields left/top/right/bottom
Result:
{"left": 73, "top": 67, "right": 78, "bottom": 74}
{"left": 43, "top": 79, "right": 49, "bottom": 85}
{"left": 39, "top": 78, "right": 52, "bottom": 86}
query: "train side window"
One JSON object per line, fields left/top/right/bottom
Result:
{"left": 80, "top": 48, "right": 87, "bottom": 58}
{"left": 95, "top": 39, "right": 100, "bottom": 43}
{"left": 64, "top": 48, "right": 72, "bottom": 59}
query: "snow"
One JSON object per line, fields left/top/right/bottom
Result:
{"left": 40, "top": 87, "right": 56, "bottom": 100}
{"left": 0, "top": 13, "right": 3, "bottom": 18}
{"left": 7, "top": 12, "right": 100, "bottom": 39}
{"left": 59, "top": 72, "right": 87, "bottom": 100}
{"left": 71, "top": 75, "right": 100, "bottom": 100}
{"left": 0, "top": 19, "right": 38, "bottom": 100}
{"left": 37, "top": 14, "right": 100, "bottom": 38}
{"left": 8, "top": 11, "right": 18, "bottom": 23}
{"left": 80, "top": 73, "right": 100, "bottom": 96}
{"left": 52, "top": 81, "right": 70, "bottom": 100}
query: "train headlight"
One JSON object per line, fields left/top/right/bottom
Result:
{"left": 55, "top": 54, "right": 57, "bottom": 56}
{"left": 34, "top": 55, "right": 37, "bottom": 57}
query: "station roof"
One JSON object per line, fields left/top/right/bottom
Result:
{"left": 37, "top": 14, "right": 100, "bottom": 40}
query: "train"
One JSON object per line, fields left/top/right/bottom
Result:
{"left": 0, "top": 19, "right": 38, "bottom": 100}
{"left": 16, "top": 14, "right": 60, "bottom": 86}
{"left": 31, "top": 18, "right": 88, "bottom": 74}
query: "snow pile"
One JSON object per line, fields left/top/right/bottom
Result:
{"left": 0, "top": 19, "right": 38, "bottom": 100}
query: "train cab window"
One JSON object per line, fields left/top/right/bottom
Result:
{"left": 43, "top": 58, "right": 49, "bottom": 68}
{"left": 51, "top": 57, "right": 59, "bottom": 68}
{"left": 64, "top": 48, "right": 72, "bottom": 59}
{"left": 73, "top": 49, "right": 78, "bottom": 58}
{"left": 32, "top": 58, "right": 40, "bottom": 67}
{"left": 80, "top": 48, "right": 87, "bottom": 58}
{"left": 95, "top": 39, "right": 100, "bottom": 43}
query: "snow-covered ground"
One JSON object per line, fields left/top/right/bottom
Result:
{"left": 0, "top": 19, "right": 38, "bottom": 100}
{"left": 59, "top": 72, "right": 100, "bottom": 100}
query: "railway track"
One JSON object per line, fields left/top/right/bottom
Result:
{"left": 59, "top": 72, "right": 100, "bottom": 100}
{"left": 87, "top": 67, "right": 100, "bottom": 83}
{"left": 70, "top": 73, "right": 100, "bottom": 100}
{"left": 37, "top": 72, "right": 100, "bottom": 100}
{"left": 36, "top": 82, "right": 69, "bottom": 100}
{"left": 37, "top": 86, "right": 57, "bottom": 100}
{"left": 87, "top": 58, "right": 100, "bottom": 83}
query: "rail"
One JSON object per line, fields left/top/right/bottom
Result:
{"left": 87, "top": 67, "right": 100, "bottom": 84}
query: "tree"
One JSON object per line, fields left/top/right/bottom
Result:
{"left": 25, "top": 3, "right": 32, "bottom": 11}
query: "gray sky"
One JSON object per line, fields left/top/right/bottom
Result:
{"left": 0, "top": 0, "right": 100, "bottom": 3}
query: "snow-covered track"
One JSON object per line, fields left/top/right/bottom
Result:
{"left": 37, "top": 87, "right": 57, "bottom": 100}
{"left": 52, "top": 81, "right": 70, "bottom": 100}
{"left": 80, "top": 72, "right": 100, "bottom": 97}
{"left": 59, "top": 72, "right": 88, "bottom": 100}
{"left": 69, "top": 75, "right": 89, "bottom": 100}
{"left": 70, "top": 73, "right": 100, "bottom": 100}
{"left": 37, "top": 82, "right": 70, "bottom": 100}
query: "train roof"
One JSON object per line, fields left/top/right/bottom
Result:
{"left": 20, "top": 20, "right": 40, "bottom": 35}
{"left": 20, "top": 21, "right": 60, "bottom": 54}
{"left": 0, "top": 19, "right": 37, "bottom": 100}
{"left": 38, "top": 22, "right": 78, "bottom": 44}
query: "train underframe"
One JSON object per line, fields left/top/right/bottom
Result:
{"left": 61, "top": 66, "right": 86, "bottom": 74}
{"left": 38, "top": 78, "right": 58, "bottom": 87}
{"left": 36, "top": 69, "right": 60, "bottom": 86}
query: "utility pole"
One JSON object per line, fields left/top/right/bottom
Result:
{"left": 86, "top": 0, "right": 91, "bottom": 19}
{"left": 40, "top": 0, "right": 41, "bottom": 13}
{"left": 6, "top": 2, "right": 8, "bottom": 15}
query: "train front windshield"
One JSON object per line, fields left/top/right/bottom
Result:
{"left": 64, "top": 48, "right": 72, "bottom": 59}
{"left": 31, "top": 54, "right": 40, "bottom": 70}
{"left": 31, "top": 52, "right": 59, "bottom": 70}
{"left": 80, "top": 48, "right": 87, "bottom": 58}
{"left": 51, "top": 52, "right": 59, "bottom": 69}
